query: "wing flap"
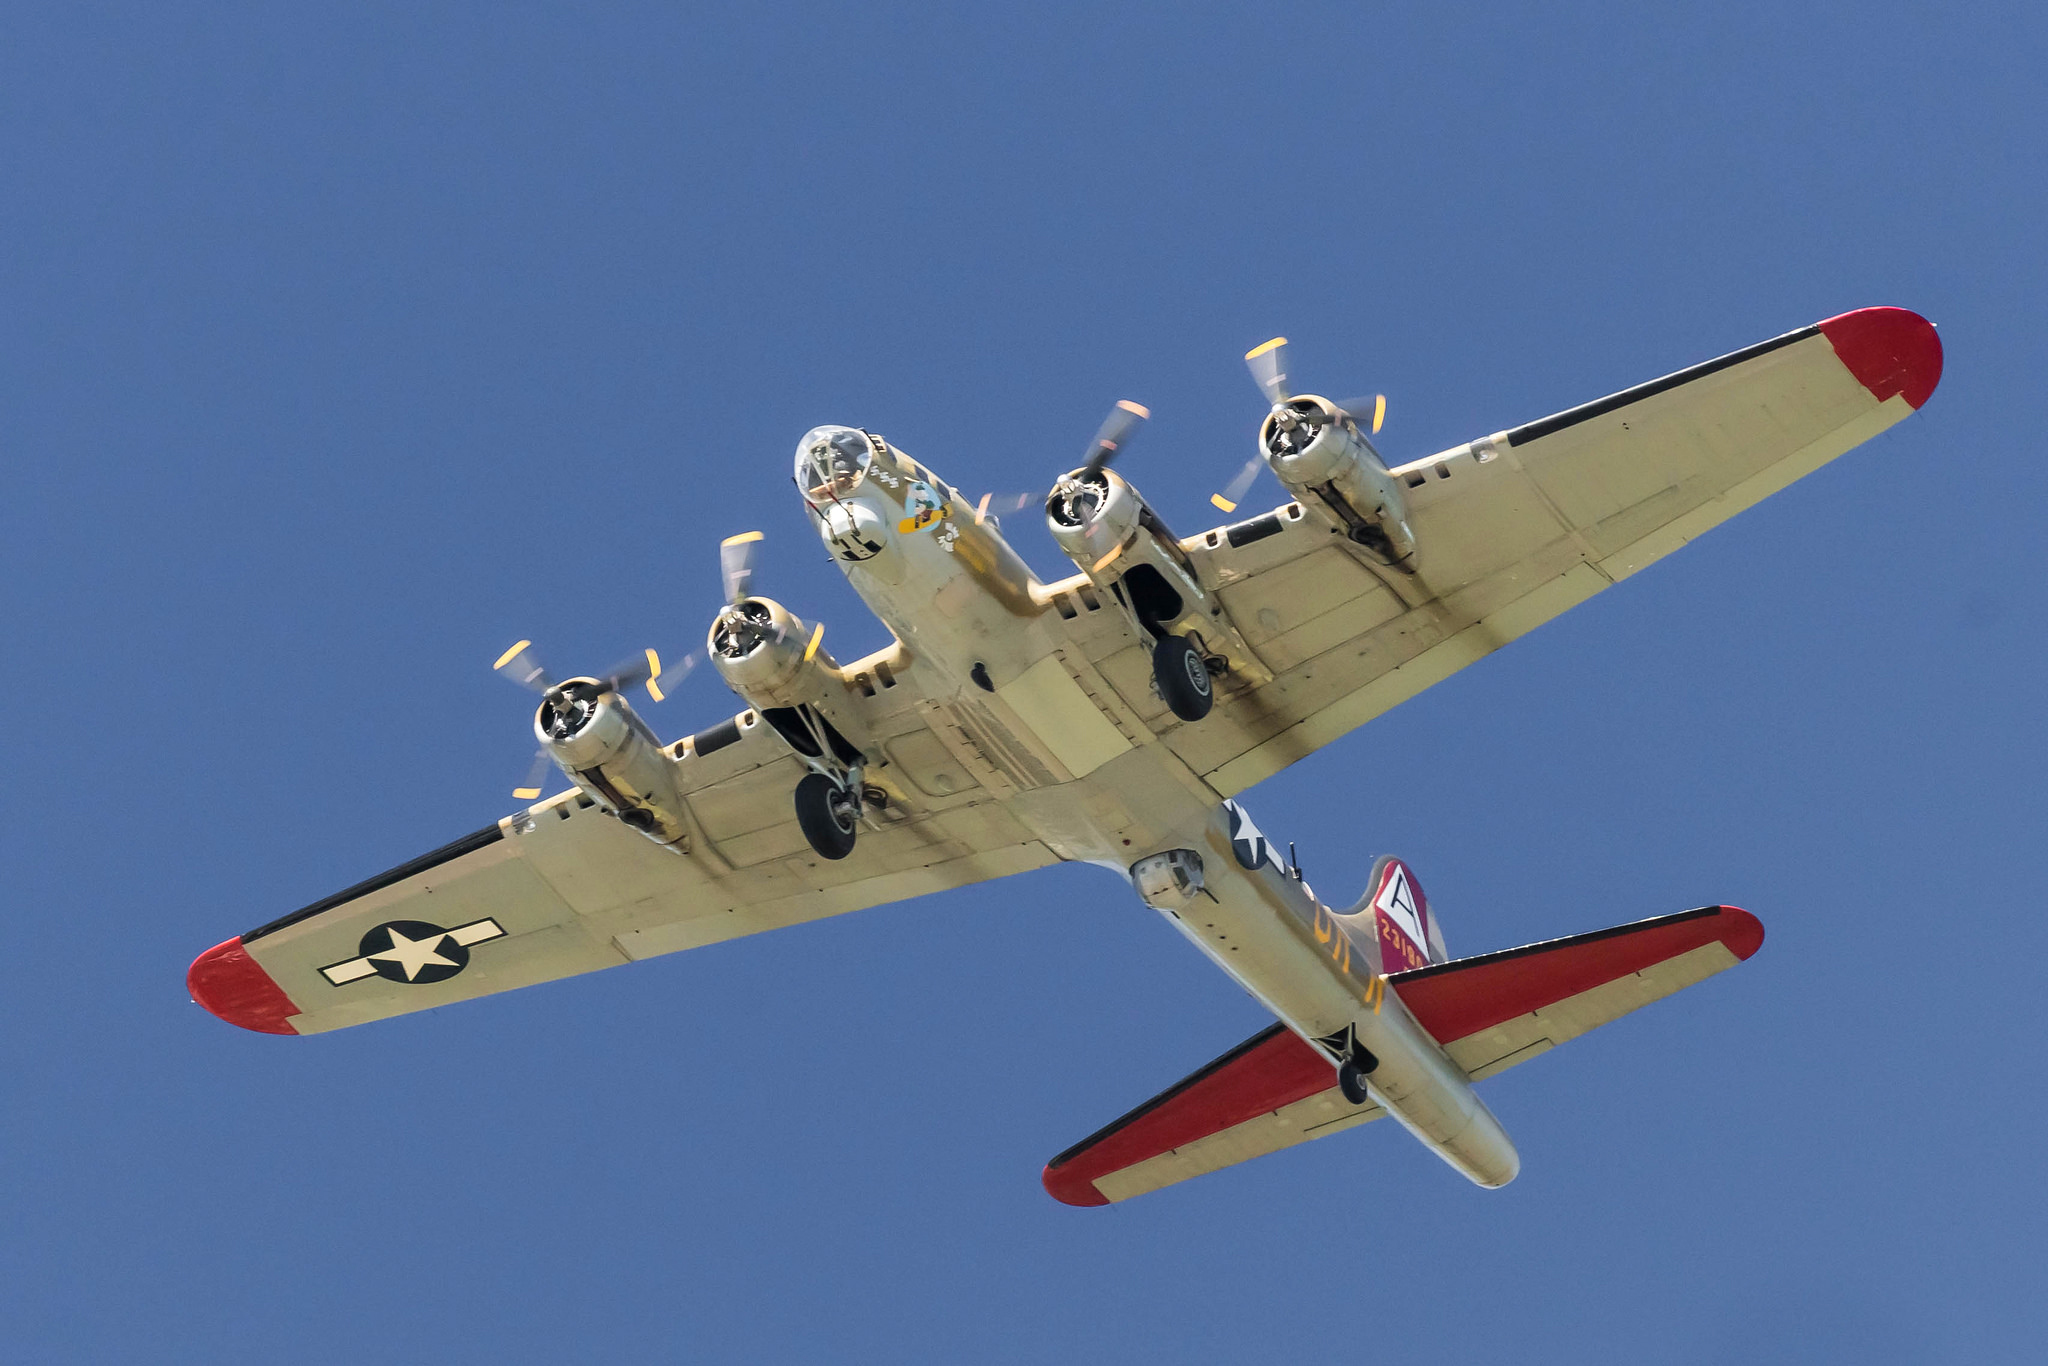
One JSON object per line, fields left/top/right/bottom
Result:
{"left": 1390, "top": 905, "right": 1764, "bottom": 1079}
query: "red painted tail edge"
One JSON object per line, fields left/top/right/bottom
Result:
{"left": 1393, "top": 906, "right": 1763, "bottom": 1047}
{"left": 1042, "top": 1026, "right": 1333, "bottom": 1207}
{"left": 1043, "top": 1164, "right": 1112, "bottom": 1207}
{"left": 1817, "top": 306, "right": 1942, "bottom": 410}
{"left": 188, "top": 938, "right": 302, "bottom": 1035}
{"left": 1720, "top": 905, "right": 1765, "bottom": 961}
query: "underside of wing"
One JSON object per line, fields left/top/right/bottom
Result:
{"left": 1391, "top": 905, "right": 1764, "bottom": 1079}
{"left": 191, "top": 710, "right": 1057, "bottom": 1036}
{"left": 1041, "top": 1025, "right": 1377, "bottom": 1207}
{"left": 1138, "top": 307, "right": 1943, "bottom": 795}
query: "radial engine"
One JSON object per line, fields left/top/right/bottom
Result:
{"left": 535, "top": 679, "right": 694, "bottom": 848}
{"left": 1257, "top": 395, "right": 1416, "bottom": 571}
{"left": 1040, "top": 402, "right": 1271, "bottom": 722}
{"left": 707, "top": 595, "right": 869, "bottom": 773}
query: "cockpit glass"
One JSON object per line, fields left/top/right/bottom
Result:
{"left": 794, "top": 426, "right": 872, "bottom": 498}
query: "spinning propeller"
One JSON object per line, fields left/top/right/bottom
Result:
{"left": 720, "top": 530, "right": 762, "bottom": 605}
{"left": 1083, "top": 399, "right": 1150, "bottom": 474}
{"left": 1036, "top": 399, "right": 1150, "bottom": 525}
{"left": 493, "top": 530, "right": 774, "bottom": 799}
{"left": 1213, "top": 337, "right": 1387, "bottom": 513}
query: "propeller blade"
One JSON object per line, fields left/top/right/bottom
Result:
{"left": 1210, "top": 457, "right": 1265, "bottom": 514}
{"left": 721, "top": 531, "right": 763, "bottom": 605}
{"left": 493, "top": 640, "right": 554, "bottom": 693}
{"left": 645, "top": 649, "right": 699, "bottom": 703}
{"left": 1245, "top": 337, "right": 1291, "bottom": 405}
{"left": 1082, "top": 400, "right": 1149, "bottom": 474}
{"left": 598, "top": 647, "right": 663, "bottom": 694}
{"left": 512, "top": 746, "right": 552, "bottom": 801}
{"left": 1335, "top": 393, "right": 1389, "bottom": 435}
{"left": 973, "top": 491, "right": 1038, "bottom": 525}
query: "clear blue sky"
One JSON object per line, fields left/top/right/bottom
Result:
{"left": 2, "top": 4, "right": 2039, "bottom": 1361}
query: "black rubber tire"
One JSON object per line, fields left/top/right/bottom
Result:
{"left": 1338, "top": 1061, "right": 1371, "bottom": 1106}
{"left": 794, "top": 773, "right": 858, "bottom": 860}
{"left": 1153, "top": 634, "right": 1213, "bottom": 722}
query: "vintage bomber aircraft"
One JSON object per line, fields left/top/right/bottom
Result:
{"left": 190, "top": 307, "right": 1940, "bottom": 1204}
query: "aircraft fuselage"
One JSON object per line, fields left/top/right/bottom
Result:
{"left": 792, "top": 425, "right": 1518, "bottom": 1186}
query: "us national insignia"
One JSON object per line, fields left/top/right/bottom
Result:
{"left": 1224, "top": 800, "right": 1272, "bottom": 871}
{"left": 321, "top": 918, "right": 506, "bottom": 987}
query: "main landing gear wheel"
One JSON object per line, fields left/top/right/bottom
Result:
{"left": 794, "top": 772, "right": 858, "bottom": 860}
{"left": 1152, "top": 634, "right": 1214, "bottom": 722}
{"left": 1338, "top": 1061, "right": 1371, "bottom": 1106}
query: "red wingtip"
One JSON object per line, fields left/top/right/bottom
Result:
{"left": 187, "top": 938, "right": 301, "bottom": 1035}
{"left": 1042, "top": 1164, "right": 1110, "bottom": 1208}
{"left": 1715, "top": 906, "right": 1766, "bottom": 961}
{"left": 1817, "top": 306, "right": 1942, "bottom": 410}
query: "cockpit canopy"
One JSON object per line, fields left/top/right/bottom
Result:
{"left": 795, "top": 426, "right": 873, "bottom": 500}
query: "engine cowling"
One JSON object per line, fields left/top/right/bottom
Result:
{"left": 708, "top": 597, "right": 833, "bottom": 710}
{"left": 1259, "top": 396, "right": 1416, "bottom": 570}
{"left": 536, "top": 680, "right": 692, "bottom": 848}
{"left": 1045, "top": 467, "right": 1144, "bottom": 573}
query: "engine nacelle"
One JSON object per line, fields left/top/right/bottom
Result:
{"left": 1041, "top": 465, "right": 1272, "bottom": 685}
{"left": 708, "top": 596, "right": 833, "bottom": 710}
{"left": 536, "top": 681, "right": 692, "bottom": 848}
{"left": 1259, "top": 396, "right": 1417, "bottom": 570}
{"left": 1045, "top": 467, "right": 1144, "bottom": 572}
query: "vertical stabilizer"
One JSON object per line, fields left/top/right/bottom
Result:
{"left": 1362, "top": 855, "right": 1445, "bottom": 971}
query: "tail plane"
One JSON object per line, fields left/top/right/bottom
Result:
{"left": 1044, "top": 902, "right": 1762, "bottom": 1207}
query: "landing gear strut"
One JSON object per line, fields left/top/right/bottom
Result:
{"left": 1152, "top": 634, "right": 1214, "bottom": 722}
{"left": 794, "top": 772, "right": 859, "bottom": 860}
{"left": 1336, "top": 1038, "right": 1380, "bottom": 1105}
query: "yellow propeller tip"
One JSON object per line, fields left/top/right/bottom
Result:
{"left": 513, "top": 788, "right": 542, "bottom": 800}
{"left": 1244, "top": 337, "right": 1287, "bottom": 361}
{"left": 1372, "top": 394, "right": 1387, "bottom": 434}
{"left": 721, "top": 530, "right": 764, "bottom": 547}
{"left": 493, "top": 640, "right": 532, "bottom": 671}
{"left": 1116, "top": 400, "right": 1150, "bottom": 418}
{"left": 1211, "top": 494, "right": 1238, "bottom": 513}
{"left": 803, "top": 622, "right": 825, "bottom": 662}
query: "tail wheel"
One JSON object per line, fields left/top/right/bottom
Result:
{"left": 1338, "top": 1061, "right": 1371, "bottom": 1106}
{"left": 1153, "top": 634, "right": 1213, "bottom": 722}
{"left": 794, "top": 772, "right": 858, "bottom": 860}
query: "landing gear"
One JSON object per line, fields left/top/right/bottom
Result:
{"left": 1152, "top": 634, "right": 1214, "bottom": 722}
{"left": 794, "top": 772, "right": 859, "bottom": 860}
{"left": 1338, "top": 1060, "right": 1372, "bottom": 1106}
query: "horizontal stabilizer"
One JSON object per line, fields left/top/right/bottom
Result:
{"left": 1391, "top": 905, "right": 1763, "bottom": 1079}
{"left": 1042, "top": 1024, "right": 1380, "bottom": 1207}
{"left": 1043, "top": 905, "right": 1761, "bottom": 1206}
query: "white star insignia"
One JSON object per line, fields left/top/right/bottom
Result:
{"left": 320, "top": 917, "right": 508, "bottom": 987}
{"left": 366, "top": 925, "right": 458, "bottom": 982}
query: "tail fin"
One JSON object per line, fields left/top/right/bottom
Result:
{"left": 1359, "top": 855, "right": 1446, "bottom": 972}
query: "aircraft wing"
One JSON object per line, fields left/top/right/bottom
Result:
{"left": 1042, "top": 906, "right": 1761, "bottom": 1205}
{"left": 190, "top": 704, "right": 1057, "bottom": 1036}
{"left": 1058, "top": 307, "right": 1942, "bottom": 795}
